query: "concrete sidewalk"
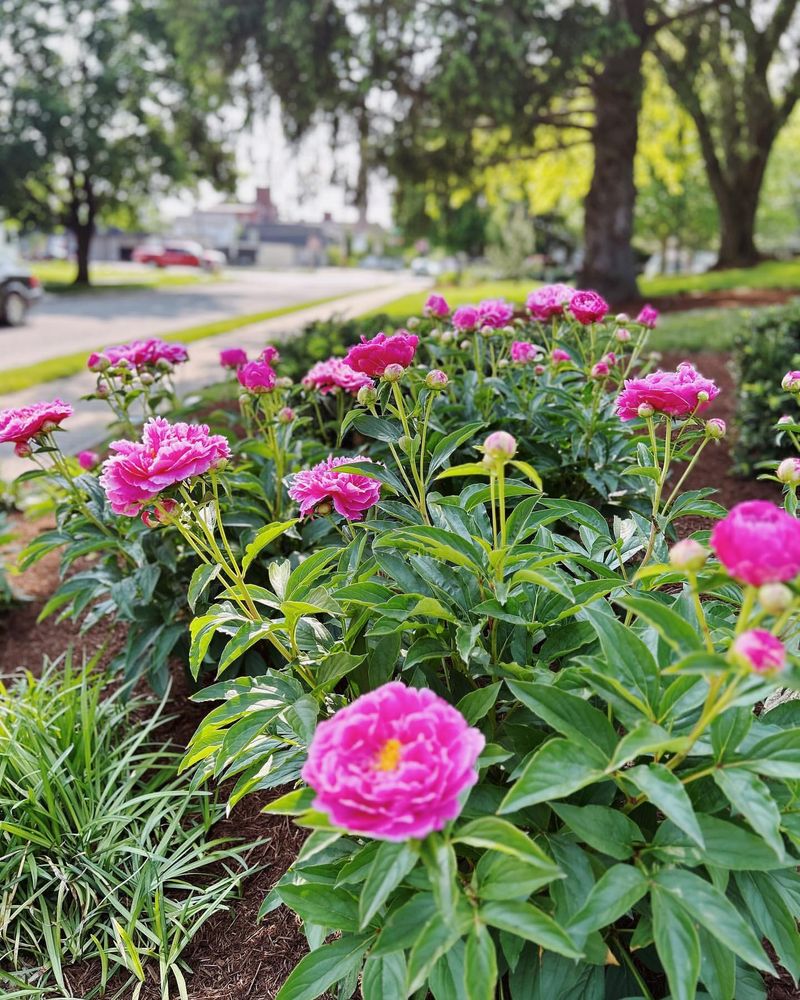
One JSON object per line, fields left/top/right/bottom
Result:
{"left": 0, "top": 276, "right": 429, "bottom": 480}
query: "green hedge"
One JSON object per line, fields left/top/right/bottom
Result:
{"left": 732, "top": 299, "right": 800, "bottom": 474}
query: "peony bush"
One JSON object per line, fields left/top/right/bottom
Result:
{"left": 6, "top": 288, "right": 800, "bottom": 998}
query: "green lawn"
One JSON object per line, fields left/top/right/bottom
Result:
{"left": 3, "top": 293, "right": 351, "bottom": 395}
{"left": 31, "top": 260, "right": 210, "bottom": 293}
{"left": 641, "top": 259, "right": 800, "bottom": 297}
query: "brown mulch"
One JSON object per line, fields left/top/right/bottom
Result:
{"left": 620, "top": 285, "right": 799, "bottom": 314}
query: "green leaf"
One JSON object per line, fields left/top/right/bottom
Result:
{"left": 187, "top": 563, "right": 221, "bottom": 611}
{"left": 453, "top": 817, "right": 561, "bottom": 876}
{"left": 567, "top": 864, "right": 649, "bottom": 938}
{"left": 507, "top": 680, "right": 616, "bottom": 756}
{"left": 509, "top": 459, "right": 543, "bottom": 490}
{"left": 262, "top": 787, "right": 316, "bottom": 815}
{"left": 277, "top": 883, "right": 360, "bottom": 933}
{"left": 428, "top": 421, "right": 485, "bottom": 477}
{"left": 370, "top": 893, "right": 437, "bottom": 957}
{"left": 583, "top": 605, "right": 659, "bottom": 714}
{"left": 359, "top": 841, "right": 419, "bottom": 930}
{"left": 420, "top": 835, "right": 459, "bottom": 925}
{"left": 480, "top": 900, "right": 582, "bottom": 959}
{"left": 607, "top": 720, "right": 691, "bottom": 770}
{"left": 551, "top": 803, "right": 644, "bottom": 861}
{"left": 274, "top": 935, "right": 372, "bottom": 1000}
{"left": 242, "top": 519, "right": 299, "bottom": 574}
{"left": 464, "top": 922, "right": 497, "bottom": 1000}
{"left": 655, "top": 869, "right": 772, "bottom": 973}
{"left": 362, "top": 953, "right": 406, "bottom": 1000}
{"left": 713, "top": 767, "right": 785, "bottom": 860}
{"left": 456, "top": 682, "right": 501, "bottom": 725}
{"left": 735, "top": 872, "right": 800, "bottom": 982}
{"left": 625, "top": 763, "right": 704, "bottom": 846}
{"left": 652, "top": 886, "right": 701, "bottom": 1000}
{"left": 617, "top": 593, "right": 703, "bottom": 654}
{"left": 499, "top": 738, "right": 607, "bottom": 813}
{"left": 740, "top": 728, "right": 800, "bottom": 778}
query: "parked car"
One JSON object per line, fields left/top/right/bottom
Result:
{"left": 0, "top": 251, "right": 42, "bottom": 326}
{"left": 132, "top": 241, "right": 225, "bottom": 272}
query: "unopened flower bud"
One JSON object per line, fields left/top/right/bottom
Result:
{"left": 14, "top": 441, "right": 32, "bottom": 458}
{"left": 615, "top": 313, "right": 629, "bottom": 323}
{"left": 649, "top": 351, "right": 662, "bottom": 363}
{"left": 459, "top": 340, "right": 471, "bottom": 351}
{"left": 429, "top": 328, "right": 441, "bottom": 341}
{"left": 669, "top": 538, "right": 709, "bottom": 572}
{"left": 156, "top": 359, "right": 174, "bottom": 373}
{"left": 357, "top": 384, "right": 378, "bottom": 407}
{"left": 616, "top": 328, "right": 631, "bottom": 343}
{"left": 534, "top": 364, "right": 545, "bottom": 375}
{"left": 406, "top": 316, "right": 420, "bottom": 330}
{"left": 480, "top": 325, "right": 494, "bottom": 338}
{"left": 40, "top": 420, "right": 58, "bottom": 434}
{"left": 637, "top": 402, "right": 655, "bottom": 418}
{"left": 441, "top": 330, "right": 454, "bottom": 344}
{"left": 383, "top": 363, "right": 404, "bottom": 383}
{"left": 778, "top": 414, "right": 794, "bottom": 426}
{"left": 502, "top": 326, "right": 515, "bottom": 337}
{"left": 276, "top": 376, "right": 293, "bottom": 389}
{"left": 759, "top": 583, "right": 793, "bottom": 615}
{"left": 705, "top": 418, "right": 727, "bottom": 440}
{"left": 316, "top": 501, "right": 333, "bottom": 516}
{"left": 139, "top": 372, "right": 154, "bottom": 386}
{"left": 278, "top": 407, "right": 295, "bottom": 424}
{"left": 425, "top": 369, "right": 449, "bottom": 390}
{"left": 212, "top": 457, "right": 228, "bottom": 472}
{"left": 497, "top": 358, "right": 509, "bottom": 368}
{"left": 697, "top": 391, "right": 709, "bottom": 404}
{"left": 89, "top": 356, "right": 110, "bottom": 372}
{"left": 96, "top": 383, "right": 110, "bottom": 397}
{"left": 141, "top": 498, "right": 179, "bottom": 528}
{"left": 482, "top": 431, "right": 517, "bottom": 461}
{"left": 783, "top": 371, "right": 800, "bottom": 393}
{"left": 591, "top": 362, "right": 610, "bottom": 379}
{"left": 777, "top": 457, "right": 800, "bottom": 484}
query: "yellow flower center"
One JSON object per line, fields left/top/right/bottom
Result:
{"left": 376, "top": 738, "right": 403, "bottom": 771}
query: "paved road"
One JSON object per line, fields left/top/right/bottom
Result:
{"left": 0, "top": 267, "right": 401, "bottom": 372}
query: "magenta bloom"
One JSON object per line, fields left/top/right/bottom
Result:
{"left": 526, "top": 284, "right": 574, "bottom": 321}
{"left": 424, "top": 294, "right": 450, "bottom": 318}
{"left": 88, "top": 339, "right": 188, "bottom": 371}
{"left": 288, "top": 455, "right": 381, "bottom": 520}
{"left": 302, "top": 358, "right": 374, "bottom": 396}
{"left": 260, "top": 345, "right": 281, "bottom": 365}
{"left": 220, "top": 348, "right": 248, "bottom": 369}
{"left": 99, "top": 418, "right": 230, "bottom": 515}
{"left": 711, "top": 500, "right": 800, "bottom": 586}
{"left": 477, "top": 299, "right": 514, "bottom": 328}
{"left": 0, "top": 399, "right": 73, "bottom": 444}
{"left": 591, "top": 362, "right": 610, "bottom": 379}
{"left": 302, "top": 681, "right": 484, "bottom": 841}
{"left": 570, "top": 290, "right": 609, "bottom": 325}
{"left": 77, "top": 450, "right": 100, "bottom": 470}
{"left": 237, "top": 360, "right": 277, "bottom": 393}
{"left": 552, "top": 348, "right": 572, "bottom": 363}
{"left": 452, "top": 305, "right": 480, "bottom": 331}
{"left": 636, "top": 304, "right": 659, "bottom": 329}
{"left": 615, "top": 363, "right": 720, "bottom": 421}
{"left": 731, "top": 630, "right": 786, "bottom": 673}
{"left": 344, "top": 331, "right": 419, "bottom": 377}
{"left": 510, "top": 341, "right": 543, "bottom": 364}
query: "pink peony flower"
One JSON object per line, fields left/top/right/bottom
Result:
{"left": 237, "top": 360, "right": 277, "bottom": 393}
{"left": 99, "top": 418, "right": 230, "bottom": 515}
{"left": 615, "top": 363, "right": 720, "bottom": 421}
{"left": 711, "top": 500, "right": 800, "bottom": 586}
{"left": 511, "top": 341, "right": 543, "bottom": 364}
{"left": 302, "top": 358, "right": 374, "bottom": 396}
{"left": 77, "top": 450, "right": 100, "bottom": 470}
{"left": 637, "top": 304, "right": 659, "bottom": 329}
{"left": 220, "top": 348, "right": 248, "bottom": 369}
{"left": 343, "top": 331, "right": 419, "bottom": 377}
{"left": 477, "top": 299, "right": 514, "bottom": 328}
{"left": 0, "top": 399, "right": 73, "bottom": 444}
{"left": 424, "top": 294, "right": 450, "bottom": 318}
{"left": 288, "top": 455, "right": 381, "bottom": 520}
{"left": 731, "top": 630, "right": 786, "bottom": 673}
{"left": 302, "top": 681, "right": 484, "bottom": 841}
{"left": 526, "top": 284, "right": 574, "bottom": 321}
{"left": 452, "top": 305, "right": 480, "bottom": 331}
{"left": 88, "top": 339, "right": 188, "bottom": 371}
{"left": 551, "top": 348, "right": 572, "bottom": 363}
{"left": 569, "top": 290, "right": 609, "bottom": 325}
{"left": 260, "top": 346, "right": 280, "bottom": 365}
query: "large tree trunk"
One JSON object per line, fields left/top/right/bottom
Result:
{"left": 580, "top": 2, "right": 645, "bottom": 305}
{"left": 713, "top": 160, "right": 768, "bottom": 269}
{"left": 72, "top": 221, "right": 94, "bottom": 286}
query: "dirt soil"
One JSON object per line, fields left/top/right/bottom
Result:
{"left": 621, "top": 285, "right": 799, "bottom": 314}
{"left": 0, "top": 351, "right": 796, "bottom": 998}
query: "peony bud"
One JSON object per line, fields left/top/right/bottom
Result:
{"left": 278, "top": 407, "right": 295, "bottom": 424}
{"left": 534, "top": 364, "right": 545, "bottom": 375}
{"left": 637, "top": 403, "right": 655, "bottom": 419}
{"left": 482, "top": 431, "right": 517, "bottom": 461}
{"left": 441, "top": 330, "right": 454, "bottom": 344}
{"left": 778, "top": 414, "right": 794, "bottom": 426}
{"left": 616, "top": 328, "right": 631, "bottom": 343}
{"left": 425, "top": 369, "right": 449, "bottom": 390}
{"left": 480, "top": 325, "right": 494, "bottom": 339}
{"left": 705, "top": 418, "right": 727, "bottom": 440}
{"left": 697, "top": 391, "right": 709, "bottom": 404}
{"left": 731, "top": 629, "right": 786, "bottom": 673}
{"left": 156, "top": 359, "right": 174, "bottom": 373}
{"left": 383, "top": 365, "right": 405, "bottom": 382}
{"left": 497, "top": 358, "right": 509, "bottom": 368}
{"left": 459, "top": 340, "right": 471, "bottom": 351}
{"left": 615, "top": 313, "right": 630, "bottom": 323}
{"left": 649, "top": 351, "right": 662, "bottom": 363}
{"left": 357, "top": 384, "right": 378, "bottom": 407}
{"left": 591, "top": 362, "right": 610, "bottom": 379}
{"left": 276, "top": 377, "right": 293, "bottom": 389}
{"left": 40, "top": 420, "right": 58, "bottom": 434}
{"left": 406, "top": 316, "right": 420, "bottom": 330}
{"left": 502, "top": 325, "right": 516, "bottom": 337}
{"left": 669, "top": 538, "right": 709, "bottom": 572}
{"left": 139, "top": 372, "right": 154, "bottom": 386}
{"left": 759, "top": 583, "right": 793, "bottom": 615}
{"left": 782, "top": 371, "right": 800, "bottom": 393}
{"left": 777, "top": 457, "right": 800, "bottom": 484}
{"left": 96, "top": 383, "right": 110, "bottom": 398}
{"left": 316, "top": 502, "right": 333, "bottom": 516}
{"left": 14, "top": 441, "right": 32, "bottom": 458}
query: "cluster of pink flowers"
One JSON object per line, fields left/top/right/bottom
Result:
{"left": 510, "top": 341, "right": 543, "bottom": 364}
{"left": 237, "top": 359, "right": 277, "bottom": 393}
{"left": 344, "top": 331, "right": 418, "bottom": 377}
{"left": 302, "top": 358, "right": 374, "bottom": 396}
{"left": 302, "top": 681, "right": 484, "bottom": 841}
{"left": 616, "top": 362, "right": 719, "bottom": 421}
{"left": 477, "top": 299, "right": 514, "bottom": 328}
{"left": 424, "top": 294, "right": 450, "bottom": 318}
{"left": 569, "top": 290, "right": 609, "bottom": 325}
{"left": 711, "top": 500, "right": 800, "bottom": 586}
{"left": 100, "top": 417, "right": 230, "bottom": 515}
{"left": 526, "top": 284, "right": 574, "bottom": 321}
{"left": 220, "top": 348, "right": 248, "bottom": 369}
{"left": 288, "top": 455, "right": 381, "bottom": 520}
{"left": 87, "top": 339, "right": 188, "bottom": 372}
{"left": 0, "top": 399, "right": 73, "bottom": 447}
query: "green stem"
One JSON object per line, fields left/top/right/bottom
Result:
{"left": 688, "top": 571, "right": 714, "bottom": 652}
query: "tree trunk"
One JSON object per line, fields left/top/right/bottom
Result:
{"left": 73, "top": 221, "right": 94, "bottom": 286}
{"left": 580, "top": 3, "right": 645, "bottom": 305}
{"left": 713, "top": 163, "right": 766, "bottom": 269}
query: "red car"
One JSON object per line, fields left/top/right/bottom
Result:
{"left": 133, "top": 241, "right": 224, "bottom": 272}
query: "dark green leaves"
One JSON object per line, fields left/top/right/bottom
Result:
{"left": 625, "top": 763, "right": 704, "bottom": 846}
{"left": 499, "top": 738, "right": 608, "bottom": 813}
{"left": 274, "top": 935, "right": 373, "bottom": 1000}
